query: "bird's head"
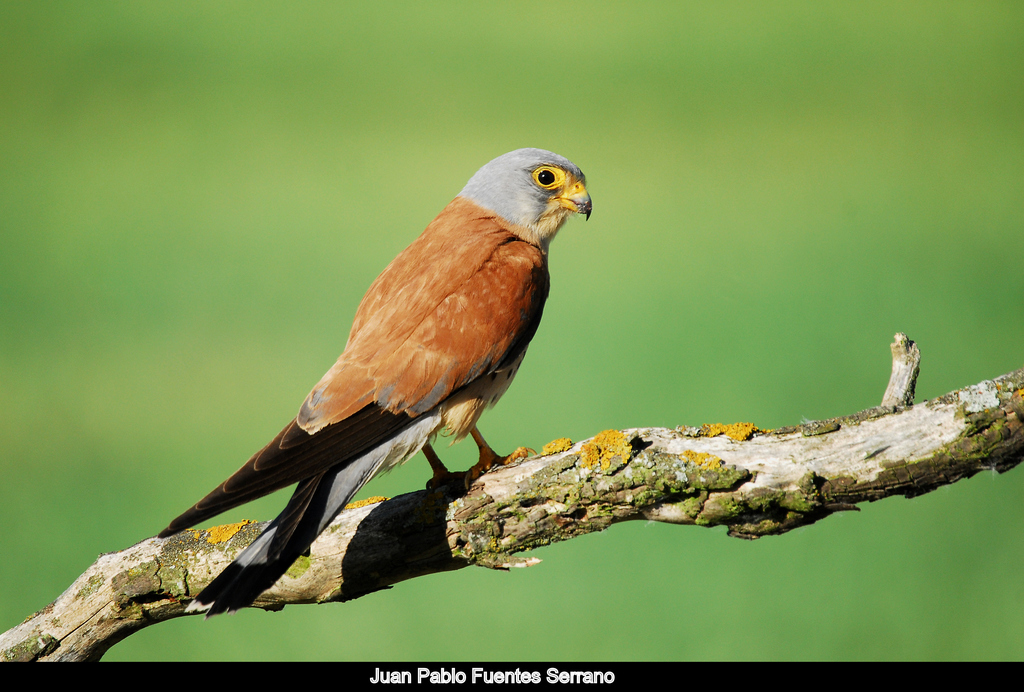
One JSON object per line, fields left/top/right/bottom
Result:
{"left": 459, "top": 148, "right": 592, "bottom": 251}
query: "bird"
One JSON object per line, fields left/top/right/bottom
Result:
{"left": 158, "top": 148, "right": 592, "bottom": 616}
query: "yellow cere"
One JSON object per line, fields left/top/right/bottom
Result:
{"left": 556, "top": 180, "right": 588, "bottom": 211}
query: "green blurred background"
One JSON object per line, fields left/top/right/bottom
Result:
{"left": 2, "top": 1, "right": 1022, "bottom": 661}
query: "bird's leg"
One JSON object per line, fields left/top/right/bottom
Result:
{"left": 423, "top": 442, "right": 463, "bottom": 489}
{"left": 464, "top": 426, "right": 534, "bottom": 487}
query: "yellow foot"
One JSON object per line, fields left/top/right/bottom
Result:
{"left": 426, "top": 468, "right": 466, "bottom": 490}
{"left": 423, "top": 441, "right": 464, "bottom": 489}
{"left": 464, "top": 446, "right": 534, "bottom": 488}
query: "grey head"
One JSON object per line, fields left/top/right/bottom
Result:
{"left": 458, "top": 148, "right": 591, "bottom": 249}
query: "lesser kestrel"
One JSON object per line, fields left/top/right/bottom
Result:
{"left": 160, "top": 148, "right": 591, "bottom": 616}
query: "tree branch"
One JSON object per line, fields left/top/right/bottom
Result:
{"left": 881, "top": 332, "right": 921, "bottom": 408}
{"left": 3, "top": 337, "right": 1022, "bottom": 661}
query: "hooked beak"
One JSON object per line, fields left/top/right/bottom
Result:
{"left": 557, "top": 180, "right": 592, "bottom": 220}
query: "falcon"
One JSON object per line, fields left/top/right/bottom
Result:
{"left": 159, "top": 148, "right": 592, "bottom": 616}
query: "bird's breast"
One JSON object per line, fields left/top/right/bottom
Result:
{"left": 438, "top": 350, "right": 527, "bottom": 440}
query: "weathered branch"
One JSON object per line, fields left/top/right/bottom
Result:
{"left": 3, "top": 338, "right": 1023, "bottom": 662}
{"left": 881, "top": 332, "right": 921, "bottom": 408}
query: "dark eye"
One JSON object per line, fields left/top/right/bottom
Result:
{"left": 532, "top": 166, "right": 564, "bottom": 189}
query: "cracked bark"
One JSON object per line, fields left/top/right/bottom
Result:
{"left": 3, "top": 336, "right": 1023, "bottom": 662}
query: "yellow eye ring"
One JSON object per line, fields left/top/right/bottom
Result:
{"left": 532, "top": 166, "right": 565, "bottom": 190}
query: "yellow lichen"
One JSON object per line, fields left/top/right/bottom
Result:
{"left": 344, "top": 495, "right": 389, "bottom": 510}
{"left": 699, "top": 422, "right": 761, "bottom": 441}
{"left": 579, "top": 430, "right": 632, "bottom": 470}
{"left": 542, "top": 438, "right": 573, "bottom": 455}
{"left": 681, "top": 449, "right": 723, "bottom": 469}
{"left": 203, "top": 520, "right": 253, "bottom": 544}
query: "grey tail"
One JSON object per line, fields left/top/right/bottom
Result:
{"left": 187, "top": 413, "right": 439, "bottom": 616}
{"left": 187, "top": 471, "right": 330, "bottom": 617}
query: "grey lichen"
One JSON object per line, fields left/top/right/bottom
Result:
{"left": 450, "top": 440, "right": 754, "bottom": 565}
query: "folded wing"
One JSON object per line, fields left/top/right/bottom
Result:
{"left": 159, "top": 197, "right": 549, "bottom": 614}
